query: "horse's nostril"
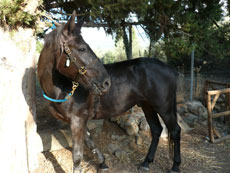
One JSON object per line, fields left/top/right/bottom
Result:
{"left": 102, "top": 79, "right": 111, "bottom": 90}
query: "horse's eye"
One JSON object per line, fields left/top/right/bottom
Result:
{"left": 78, "top": 48, "right": 86, "bottom": 52}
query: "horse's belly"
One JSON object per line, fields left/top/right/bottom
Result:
{"left": 93, "top": 102, "right": 135, "bottom": 120}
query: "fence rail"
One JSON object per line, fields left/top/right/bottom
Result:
{"left": 205, "top": 80, "right": 230, "bottom": 143}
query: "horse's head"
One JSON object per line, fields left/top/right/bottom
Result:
{"left": 56, "top": 11, "right": 111, "bottom": 95}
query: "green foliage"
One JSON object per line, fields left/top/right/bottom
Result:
{"left": 163, "top": 37, "right": 195, "bottom": 66}
{"left": 0, "top": 0, "right": 41, "bottom": 29}
{"left": 101, "top": 50, "right": 117, "bottom": 64}
{"left": 144, "top": 0, "right": 229, "bottom": 67}
{"left": 147, "top": 41, "right": 167, "bottom": 62}
{"left": 43, "top": 0, "right": 230, "bottom": 66}
{"left": 36, "top": 41, "right": 43, "bottom": 53}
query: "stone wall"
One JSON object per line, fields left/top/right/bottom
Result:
{"left": 0, "top": 28, "right": 42, "bottom": 172}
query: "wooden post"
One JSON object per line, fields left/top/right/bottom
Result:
{"left": 203, "top": 80, "right": 209, "bottom": 106}
{"left": 226, "top": 83, "right": 230, "bottom": 126}
{"left": 207, "top": 93, "right": 214, "bottom": 143}
{"left": 204, "top": 81, "right": 230, "bottom": 143}
{"left": 190, "top": 49, "right": 194, "bottom": 101}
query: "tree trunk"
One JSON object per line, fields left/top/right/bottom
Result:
{"left": 128, "top": 25, "right": 133, "bottom": 60}
{"left": 123, "top": 26, "right": 130, "bottom": 59}
{"left": 0, "top": 1, "right": 42, "bottom": 172}
{"left": 123, "top": 25, "right": 133, "bottom": 60}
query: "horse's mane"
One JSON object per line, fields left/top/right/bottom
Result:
{"left": 44, "top": 25, "right": 64, "bottom": 47}
{"left": 44, "top": 23, "right": 81, "bottom": 49}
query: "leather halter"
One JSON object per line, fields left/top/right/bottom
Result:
{"left": 42, "top": 42, "right": 102, "bottom": 103}
{"left": 63, "top": 42, "right": 102, "bottom": 95}
{"left": 63, "top": 42, "right": 87, "bottom": 76}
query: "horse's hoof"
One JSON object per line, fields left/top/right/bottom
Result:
{"left": 98, "top": 162, "right": 109, "bottom": 173}
{"left": 138, "top": 166, "right": 150, "bottom": 172}
{"left": 99, "top": 162, "right": 109, "bottom": 170}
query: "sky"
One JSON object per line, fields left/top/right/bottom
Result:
{"left": 81, "top": 26, "right": 150, "bottom": 52}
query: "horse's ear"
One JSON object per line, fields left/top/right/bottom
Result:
{"left": 76, "top": 17, "right": 84, "bottom": 34}
{"left": 62, "top": 10, "right": 76, "bottom": 37}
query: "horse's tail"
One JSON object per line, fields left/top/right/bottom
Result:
{"left": 169, "top": 82, "right": 179, "bottom": 160}
{"left": 168, "top": 93, "right": 177, "bottom": 160}
{"left": 168, "top": 132, "right": 174, "bottom": 160}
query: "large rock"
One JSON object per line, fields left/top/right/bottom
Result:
{"left": 107, "top": 143, "right": 120, "bottom": 154}
{"left": 139, "top": 117, "right": 150, "bottom": 130}
{"left": 110, "top": 112, "right": 143, "bottom": 136}
{"left": 183, "top": 113, "right": 199, "bottom": 124}
{"left": 125, "top": 123, "right": 139, "bottom": 136}
{"left": 111, "top": 108, "right": 191, "bottom": 139}
{"left": 114, "top": 149, "right": 127, "bottom": 160}
{"left": 177, "top": 103, "right": 188, "bottom": 114}
{"left": 110, "top": 134, "right": 127, "bottom": 140}
{"left": 87, "top": 119, "right": 104, "bottom": 132}
{"left": 185, "top": 100, "right": 206, "bottom": 118}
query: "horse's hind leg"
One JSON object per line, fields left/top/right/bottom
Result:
{"left": 139, "top": 103, "right": 163, "bottom": 171}
{"left": 160, "top": 111, "right": 181, "bottom": 172}
{"left": 84, "top": 129, "right": 109, "bottom": 170}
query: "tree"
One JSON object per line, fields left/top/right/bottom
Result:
{"left": 42, "top": 0, "right": 230, "bottom": 65}
{"left": 42, "top": 0, "right": 149, "bottom": 60}
{"left": 136, "top": 0, "right": 229, "bottom": 67}
{"left": 0, "top": 0, "right": 42, "bottom": 172}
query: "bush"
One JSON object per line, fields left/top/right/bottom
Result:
{"left": 0, "top": 0, "right": 41, "bottom": 29}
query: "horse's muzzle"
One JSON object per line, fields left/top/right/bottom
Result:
{"left": 92, "top": 77, "right": 111, "bottom": 95}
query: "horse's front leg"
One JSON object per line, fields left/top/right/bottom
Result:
{"left": 70, "top": 115, "right": 87, "bottom": 173}
{"left": 84, "top": 129, "right": 109, "bottom": 170}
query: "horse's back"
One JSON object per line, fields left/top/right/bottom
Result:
{"left": 105, "top": 57, "right": 177, "bottom": 77}
{"left": 101, "top": 57, "right": 177, "bottom": 116}
{"left": 105, "top": 57, "right": 177, "bottom": 91}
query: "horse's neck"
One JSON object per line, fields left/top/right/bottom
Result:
{"left": 38, "top": 48, "right": 60, "bottom": 98}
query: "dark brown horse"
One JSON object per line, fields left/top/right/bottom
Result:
{"left": 37, "top": 11, "right": 111, "bottom": 172}
{"left": 99, "top": 58, "right": 181, "bottom": 173}
{"left": 38, "top": 12, "right": 181, "bottom": 173}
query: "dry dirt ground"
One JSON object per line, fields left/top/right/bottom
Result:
{"left": 34, "top": 88, "right": 230, "bottom": 173}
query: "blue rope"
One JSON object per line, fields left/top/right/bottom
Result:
{"left": 42, "top": 91, "right": 71, "bottom": 103}
{"left": 51, "top": 21, "right": 56, "bottom": 30}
